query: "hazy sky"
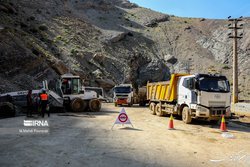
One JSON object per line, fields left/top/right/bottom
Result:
{"left": 129, "top": 0, "right": 250, "bottom": 19}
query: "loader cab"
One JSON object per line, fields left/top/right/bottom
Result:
{"left": 56, "top": 74, "right": 83, "bottom": 97}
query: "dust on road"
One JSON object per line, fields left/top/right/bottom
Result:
{"left": 0, "top": 103, "right": 250, "bottom": 167}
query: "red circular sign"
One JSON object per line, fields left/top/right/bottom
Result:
{"left": 118, "top": 113, "right": 128, "bottom": 123}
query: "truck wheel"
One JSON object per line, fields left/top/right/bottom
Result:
{"left": 71, "top": 98, "right": 87, "bottom": 112}
{"left": 182, "top": 106, "right": 192, "bottom": 124}
{"left": 89, "top": 99, "right": 102, "bottom": 112}
{"left": 149, "top": 103, "right": 156, "bottom": 115}
{"left": 156, "top": 103, "right": 164, "bottom": 116}
{"left": 0, "top": 102, "right": 15, "bottom": 117}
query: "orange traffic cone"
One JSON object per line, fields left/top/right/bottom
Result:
{"left": 220, "top": 115, "right": 227, "bottom": 132}
{"left": 168, "top": 114, "right": 175, "bottom": 130}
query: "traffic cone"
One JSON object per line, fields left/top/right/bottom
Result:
{"left": 220, "top": 115, "right": 227, "bottom": 132}
{"left": 168, "top": 114, "right": 175, "bottom": 130}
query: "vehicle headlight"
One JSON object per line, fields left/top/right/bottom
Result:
{"left": 197, "top": 106, "right": 208, "bottom": 112}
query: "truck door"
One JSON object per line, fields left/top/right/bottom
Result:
{"left": 177, "top": 77, "right": 192, "bottom": 105}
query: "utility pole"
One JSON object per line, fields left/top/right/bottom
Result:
{"left": 68, "top": 54, "right": 71, "bottom": 74}
{"left": 228, "top": 16, "right": 243, "bottom": 106}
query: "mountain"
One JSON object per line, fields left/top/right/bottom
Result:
{"left": 0, "top": 0, "right": 249, "bottom": 99}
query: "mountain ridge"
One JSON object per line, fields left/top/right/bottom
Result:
{"left": 0, "top": 0, "right": 249, "bottom": 99}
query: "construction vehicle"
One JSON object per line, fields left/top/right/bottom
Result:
{"left": 134, "top": 87, "right": 147, "bottom": 106}
{"left": 147, "top": 73, "right": 231, "bottom": 123}
{"left": 0, "top": 74, "right": 103, "bottom": 113}
{"left": 54, "top": 74, "right": 102, "bottom": 112}
{"left": 113, "top": 84, "right": 148, "bottom": 107}
{"left": 114, "top": 84, "right": 134, "bottom": 106}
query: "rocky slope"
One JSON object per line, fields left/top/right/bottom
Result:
{"left": 0, "top": 0, "right": 249, "bottom": 99}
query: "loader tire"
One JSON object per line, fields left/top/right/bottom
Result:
{"left": 89, "top": 99, "right": 102, "bottom": 112}
{"left": 182, "top": 106, "right": 192, "bottom": 124}
{"left": 0, "top": 102, "right": 15, "bottom": 117}
{"left": 149, "top": 102, "right": 156, "bottom": 115}
{"left": 71, "top": 98, "right": 87, "bottom": 112}
{"left": 155, "top": 103, "right": 164, "bottom": 116}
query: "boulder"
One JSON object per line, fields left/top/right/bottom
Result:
{"left": 92, "top": 69, "right": 102, "bottom": 77}
{"left": 110, "top": 32, "right": 126, "bottom": 43}
{"left": 145, "top": 15, "right": 169, "bottom": 27}
{"left": 93, "top": 53, "right": 105, "bottom": 63}
{"left": 139, "top": 60, "right": 171, "bottom": 84}
{"left": 95, "top": 79, "right": 115, "bottom": 88}
{"left": 164, "top": 54, "right": 177, "bottom": 64}
{"left": 52, "top": 60, "right": 77, "bottom": 75}
{"left": 184, "top": 26, "right": 191, "bottom": 31}
{"left": 200, "top": 18, "right": 206, "bottom": 22}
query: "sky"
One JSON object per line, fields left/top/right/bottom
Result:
{"left": 129, "top": 0, "right": 250, "bottom": 19}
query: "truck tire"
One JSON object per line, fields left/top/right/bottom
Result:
{"left": 71, "top": 98, "right": 87, "bottom": 112}
{"left": 182, "top": 106, "right": 192, "bottom": 124}
{"left": 89, "top": 99, "right": 102, "bottom": 112}
{"left": 156, "top": 103, "right": 164, "bottom": 116}
{"left": 149, "top": 102, "right": 156, "bottom": 115}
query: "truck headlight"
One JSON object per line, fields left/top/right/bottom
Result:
{"left": 197, "top": 106, "right": 208, "bottom": 113}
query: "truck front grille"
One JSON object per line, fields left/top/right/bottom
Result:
{"left": 211, "top": 109, "right": 226, "bottom": 116}
{"left": 116, "top": 94, "right": 128, "bottom": 98}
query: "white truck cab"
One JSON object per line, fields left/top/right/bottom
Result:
{"left": 113, "top": 84, "right": 134, "bottom": 106}
{"left": 177, "top": 74, "right": 231, "bottom": 122}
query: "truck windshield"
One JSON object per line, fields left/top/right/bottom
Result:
{"left": 114, "top": 87, "right": 131, "bottom": 93}
{"left": 198, "top": 78, "right": 230, "bottom": 92}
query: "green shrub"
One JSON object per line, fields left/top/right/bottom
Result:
{"left": 222, "top": 65, "right": 230, "bottom": 69}
{"left": 39, "top": 24, "right": 48, "bottom": 31}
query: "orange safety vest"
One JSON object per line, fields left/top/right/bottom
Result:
{"left": 40, "top": 94, "right": 48, "bottom": 100}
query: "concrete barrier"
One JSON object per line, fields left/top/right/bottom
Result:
{"left": 231, "top": 103, "right": 250, "bottom": 117}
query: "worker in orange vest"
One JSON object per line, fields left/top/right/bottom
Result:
{"left": 40, "top": 90, "right": 49, "bottom": 117}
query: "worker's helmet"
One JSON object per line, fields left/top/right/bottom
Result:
{"left": 40, "top": 88, "right": 46, "bottom": 94}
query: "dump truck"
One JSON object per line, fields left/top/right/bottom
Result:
{"left": 147, "top": 73, "right": 231, "bottom": 123}
{"left": 114, "top": 84, "right": 147, "bottom": 107}
{"left": 114, "top": 84, "right": 134, "bottom": 106}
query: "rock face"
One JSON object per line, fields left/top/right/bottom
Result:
{"left": 0, "top": 0, "right": 249, "bottom": 99}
